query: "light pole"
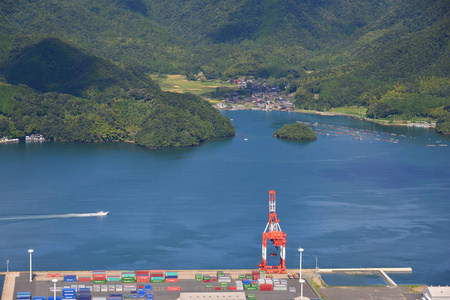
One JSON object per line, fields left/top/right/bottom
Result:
{"left": 6, "top": 260, "right": 9, "bottom": 272}
{"left": 298, "top": 247, "right": 304, "bottom": 281}
{"left": 28, "top": 249, "right": 34, "bottom": 282}
{"left": 299, "top": 278, "right": 305, "bottom": 300}
{"left": 315, "top": 257, "right": 318, "bottom": 272}
{"left": 52, "top": 278, "right": 58, "bottom": 300}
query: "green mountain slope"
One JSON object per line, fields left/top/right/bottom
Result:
{"left": 0, "top": 38, "right": 235, "bottom": 147}
{"left": 0, "top": 0, "right": 448, "bottom": 128}
{"left": 1, "top": 38, "right": 158, "bottom": 98}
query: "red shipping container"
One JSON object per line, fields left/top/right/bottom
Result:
{"left": 136, "top": 271, "right": 149, "bottom": 275}
{"left": 166, "top": 287, "right": 180, "bottom": 291}
{"left": 252, "top": 274, "right": 260, "bottom": 280}
{"left": 150, "top": 270, "right": 164, "bottom": 274}
{"left": 214, "top": 287, "right": 221, "bottom": 290}
{"left": 78, "top": 278, "right": 92, "bottom": 282}
{"left": 136, "top": 276, "right": 150, "bottom": 282}
{"left": 211, "top": 277, "right": 217, "bottom": 282}
{"left": 165, "top": 278, "right": 178, "bottom": 283}
{"left": 259, "top": 284, "right": 273, "bottom": 291}
{"left": 229, "top": 287, "right": 237, "bottom": 291}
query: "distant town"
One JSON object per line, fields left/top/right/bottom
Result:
{"left": 214, "top": 79, "right": 296, "bottom": 111}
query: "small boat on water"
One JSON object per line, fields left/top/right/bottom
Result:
{"left": 97, "top": 211, "right": 109, "bottom": 216}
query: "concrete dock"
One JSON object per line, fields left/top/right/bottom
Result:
{"left": 318, "top": 267, "right": 413, "bottom": 287}
{"left": 1, "top": 270, "right": 319, "bottom": 300}
{"left": 1, "top": 267, "right": 421, "bottom": 300}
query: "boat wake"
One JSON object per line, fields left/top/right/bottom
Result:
{"left": 0, "top": 211, "right": 109, "bottom": 221}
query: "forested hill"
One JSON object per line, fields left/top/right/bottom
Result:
{"left": 0, "top": 0, "right": 449, "bottom": 132}
{"left": 0, "top": 38, "right": 235, "bottom": 147}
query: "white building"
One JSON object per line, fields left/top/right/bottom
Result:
{"left": 423, "top": 286, "right": 450, "bottom": 300}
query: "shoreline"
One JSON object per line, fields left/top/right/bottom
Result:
{"left": 219, "top": 105, "right": 437, "bottom": 129}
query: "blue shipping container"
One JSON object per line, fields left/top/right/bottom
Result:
{"left": 33, "top": 297, "right": 46, "bottom": 300}
{"left": 48, "top": 297, "right": 62, "bottom": 300}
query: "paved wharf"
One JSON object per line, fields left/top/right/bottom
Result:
{"left": 317, "top": 267, "right": 412, "bottom": 287}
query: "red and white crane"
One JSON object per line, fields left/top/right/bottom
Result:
{"left": 258, "top": 190, "right": 287, "bottom": 274}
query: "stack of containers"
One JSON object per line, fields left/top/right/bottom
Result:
{"left": 195, "top": 274, "right": 202, "bottom": 282}
{"left": 245, "top": 280, "right": 258, "bottom": 291}
{"left": 144, "top": 286, "right": 153, "bottom": 300}
{"left": 217, "top": 272, "right": 231, "bottom": 283}
{"left": 107, "top": 295, "right": 121, "bottom": 300}
{"left": 164, "top": 272, "right": 178, "bottom": 282}
{"left": 122, "top": 284, "right": 136, "bottom": 292}
{"left": 252, "top": 270, "right": 260, "bottom": 280}
{"left": 63, "top": 275, "right": 76, "bottom": 282}
{"left": 17, "top": 292, "right": 31, "bottom": 300}
{"left": 259, "top": 270, "right": 267, "bottom": 279}
{"left": 272, "top": 278, "right": 287, "bottom": 291}
{"left": 135, "top": 271, "right": 149, "bottom": 283}
{"left": 77, "top": 288, "right": 91, "bottom": 300}
{"left": 234, "top": 281, "right": 244, "bottom": 291}
{"left": 202, "top": 275, "right": 211, "bottom": 283}
{"left": 121, "top": 272, "right": 135, "bottom": 283}
{"left": 62, "top": 288, "right": 76, "bottom": 300}
{"left": 242, "top": 279, "right": 250, "bottom": 289}
{"left": 93, "top": 271, "right": 106, "bottom": 284}
{"left": 149, "top": 271, "right": 164, "bottom": 283}
{"left": 259, "top": 280, "right": 273, "bottom": 291}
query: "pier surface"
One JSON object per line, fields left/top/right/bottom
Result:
{"left": 318, "top": 267, "right": 412, "bottom": 287}
{"left": 1, "top": 268, "right": 421, "bottom": 300}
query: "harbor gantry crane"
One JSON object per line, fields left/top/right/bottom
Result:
{"left": 258, "top": 190, "right": 287, "bottom": 274}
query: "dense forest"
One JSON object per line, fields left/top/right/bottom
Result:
{"left": 0, "top": 0, "right": 449, "bottom": 136}
{"left": 0, "top": 38, "right": 234, "bottom": 147}
{"left": 273, "top": 123, "right": 317, "bottom": 140}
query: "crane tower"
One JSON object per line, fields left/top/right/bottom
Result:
{"left": 258, "top": 190, "right": 287, "bottom": 274}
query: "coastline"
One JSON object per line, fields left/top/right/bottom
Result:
{"left": 219, "top": 105, "right": 437, "bottom": 129}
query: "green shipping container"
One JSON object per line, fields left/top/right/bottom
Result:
{"left": 206, "top": 284, "right": 212, "bottom": 288}
{"left": 238, "top": 275, "right": 245, "bottom": 279}
{"left": 245, "top": 287, "right": 258, "bottom": 291}
{"left": 150, "top": 279, "right": 164, "bottom": 283}
{"left": 92, "top": 280, "right": 106, "bottom": 284}
{"left": 107, "top": 278, "right": 121, "bottom": 282}
{"left": 220, "top": 283, "right": 228, "bottom": 287}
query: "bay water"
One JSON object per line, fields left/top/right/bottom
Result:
{"left": 0, "top": 110, "right": 449, "bottom": 285}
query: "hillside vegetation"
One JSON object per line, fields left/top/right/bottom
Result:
{"left": 274, "top": 123, "right": 317, "bottom": 140}
{"left": 0, "top": 39, "right": 234, "bottom": 147}
{"left": 0, "top": 0, "right": 449, "bottom": 133}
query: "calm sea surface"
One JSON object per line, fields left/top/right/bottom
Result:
{"left": 0, "top": 110, "right": 449, "bottom": 285}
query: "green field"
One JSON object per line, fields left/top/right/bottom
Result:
{"left": 151, "top": 74, "right": 238, "bottom": 100}
{"left": 328, "top": 106, "right": 367, "bottom": 118}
